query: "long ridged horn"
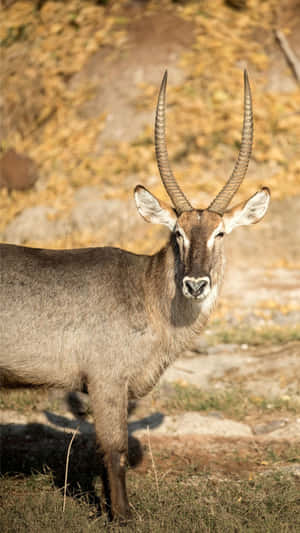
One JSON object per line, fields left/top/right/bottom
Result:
{"left": 155, "top": 70, "right": 193, "bottom": 214}
{"left": 208, "top": 70, "right": 253, "bottom": 215}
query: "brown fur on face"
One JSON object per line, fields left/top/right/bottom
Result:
{"left": 173, "top": 209, "right": 224, "bottom": 290}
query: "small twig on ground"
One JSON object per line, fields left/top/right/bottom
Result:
{"left": 275, "top": 29, "right": 300, "bottom": 83}
{"left": 63, "top": 426, "right": 79, "bottom": 513}
{"left": 147, "top": 425, "right": 160, "bottom": 502}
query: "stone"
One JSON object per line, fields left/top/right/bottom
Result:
{"left": 0, "top": 148, "right": 38, "bottom": 190}
{"left": 253, "top": 419, "right": 288, "bottom": 435}
{"left": 3, "top": 205, "right": 70, "bottom": 244}
{"left": 130, "top": 411, "right": 252, "bottom": 438}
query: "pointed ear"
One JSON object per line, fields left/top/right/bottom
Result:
{"left": 223, "top": 187, "right": 270, "bottom": 234}
{"left": 134, "top": 185, "right": 177, "bottom": 230}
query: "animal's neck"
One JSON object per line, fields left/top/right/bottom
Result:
{"left": 144, "top": 240, "right": 220, "bottom": 352}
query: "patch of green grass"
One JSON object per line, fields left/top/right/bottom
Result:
{"left": 0, "top": 469, "right": 299, "bottom": 532}
{"left": 163, "top": 385, "right": 246, "bottom": 418}
{"left": 206, "top": 324, "right": 300, "bottom": 347}
{"left": 161, "top": 384, "right": 300, "bottom": 420}
{"left": 0, "top": 388, "right": 60, "bottom": 413}
{"left": 250, "top": 394, "right": 300, "bottom": 414}
{"left": 0, "top": 472, "right": 100, "bottom": 533}
{"left": 266, "top": 443, "right": 300, "bottom": 464}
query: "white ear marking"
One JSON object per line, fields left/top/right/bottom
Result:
{"left": 134, "top": 185, "right": 177, "bottom": 230}
{"left": 223, "top": 188, "right": 270, "bottom": 234}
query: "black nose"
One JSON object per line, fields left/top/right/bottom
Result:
{"left": 183, "top": 277, "right": 209, "bottom": 297}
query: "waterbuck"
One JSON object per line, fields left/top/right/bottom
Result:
{"left": 0, "top": 71, "right": 270, "bottom": 520}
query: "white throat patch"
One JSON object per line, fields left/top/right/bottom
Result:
{"left": 200, "top": 284, "right": 218, "bottom": 316}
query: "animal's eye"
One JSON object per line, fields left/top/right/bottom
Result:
{"left": 216, "top": 231, "right": 225, "bottom": 238}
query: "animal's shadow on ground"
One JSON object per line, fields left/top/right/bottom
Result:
{"left": 0, "top": 406, "right": 164, "bottom": 516}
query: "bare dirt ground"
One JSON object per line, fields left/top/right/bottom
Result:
{"left": 0, "top": 1, "right": 300, "bottom": 524}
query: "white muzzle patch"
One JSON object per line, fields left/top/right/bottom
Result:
{"left": 182, "top": 276, "right": 211, "bottom": 300}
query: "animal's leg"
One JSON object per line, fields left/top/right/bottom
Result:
{"left": 105, "top": 448, "right": 130, "bottom": 520}
{"left": 89, "top": 380, "right": 131, "bottom": 521}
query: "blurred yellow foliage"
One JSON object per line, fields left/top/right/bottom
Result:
{"left": 1, "top": 0, "right": 300, "bottom": 250}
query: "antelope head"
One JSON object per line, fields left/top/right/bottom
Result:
{"left": 135, "top": 71, "right": 270, "bottom": 301}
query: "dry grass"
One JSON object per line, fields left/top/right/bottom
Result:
{"left": 0, "top": 467, "right": 299, "bottom": 532}
{"left": 205, "top": 323, "right": 300, "bottom": 346}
